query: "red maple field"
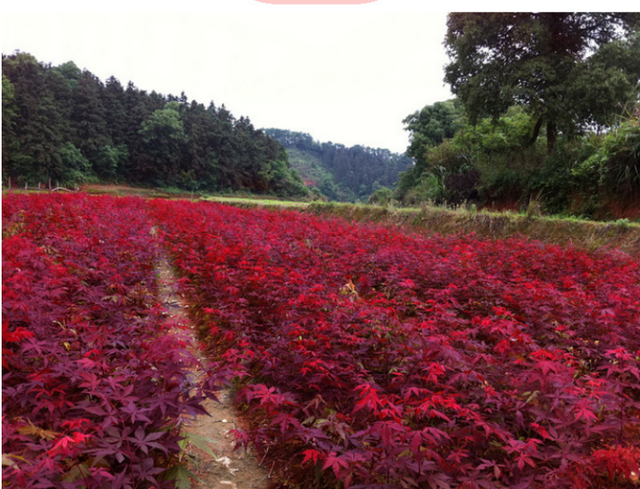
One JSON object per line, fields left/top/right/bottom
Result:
{"left": 3, "top": 193, "right": 640, "bottom": 488}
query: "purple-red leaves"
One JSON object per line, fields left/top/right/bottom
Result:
{"left": 149, "top": 198, "right": 640, "bottom": 488}
{"left": 322, "top": 451, "right": 350, "bottom": 479}
{"left": 6, "top": 193, "right": 639, "bottom": 488}
{"left": 353, "top": 383, "right": 384, "bottom": 415}
{"left": 2, "top": 193, "right": 218, "bottom": 488}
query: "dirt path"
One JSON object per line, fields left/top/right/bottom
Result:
{"left": 157, "top": 257, "right": 270, "bottom": 489}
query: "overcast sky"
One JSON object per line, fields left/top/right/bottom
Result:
{"left": 3, "top": 2, "right": 601, "bottom": 153}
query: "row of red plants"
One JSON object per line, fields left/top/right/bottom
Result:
{"left": 2, "top": 193, "right": 219, "bottom": 488}
{"left": 150, "top": 199, "right": 640, "bottom": 489}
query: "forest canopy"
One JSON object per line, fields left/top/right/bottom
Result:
{"left": 2, "top": 51, "right": 309, "bottom": 197}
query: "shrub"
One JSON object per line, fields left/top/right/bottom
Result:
{"left": 368, "top": 187, "right": 394, "bottom": 206}
{"left": 575, "top": 115, "right": 640, "bottom": 197}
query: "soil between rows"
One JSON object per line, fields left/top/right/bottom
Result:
{"left": 157, "top": 257, "right": 270, "bottom": 489}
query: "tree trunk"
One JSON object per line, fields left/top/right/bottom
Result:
{"left": 547, "top": 120, "right": 557, "bottom": 153}
{"left": 527, "top": 116, "right": 544, "bottom": 147}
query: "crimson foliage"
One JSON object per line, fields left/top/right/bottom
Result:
{"left": 4, "top": 193, "right": 639, "bottom": 488}
{"left": 2, "top": 194, "right": 217, "bottom": 488}
{"left": 151, "top": 199, "right": 640, "bottom": 489}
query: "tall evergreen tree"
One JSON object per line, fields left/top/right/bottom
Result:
{"left": 70, "top": 71, "right": 111, "bottom": 158}
{"left": 180, "top": 100, "right": 220, "bottom": 189}
{"left": 2, "top": 75, "right": 19, "bottom": 176}
{"left": 101, "top": 76, "right": 128, "bottom": 145}
{"left": 2, "top": 53, "right": 70, "bottom": 183}
{"left": 137, "top": 101, "right": 186, "bottom": 186}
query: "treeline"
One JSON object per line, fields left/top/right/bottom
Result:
{"left": 264, "top": 128, "right": 413, "bottom": 201}
{"left": 396, "top": 13, "right": 640, "bottom": 220}
{"left": 2, "top": 52, "right": 308, "bottom": 196}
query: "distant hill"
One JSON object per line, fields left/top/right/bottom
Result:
{"left": 264, "top": 129, "right": 413, "bottom": 202}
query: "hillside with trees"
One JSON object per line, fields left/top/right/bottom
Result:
{"left": 2, "top": 52, "right": 308, "bottom": 197}
{"left": 264, "top": 128, "right": 413, "bottom": 202}
{"left": 396, "top": 13, "right": 640, "bottom": 220}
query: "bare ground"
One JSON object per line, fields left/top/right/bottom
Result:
{"left": 157, "top": 257, "right": 270, "bottom": 489}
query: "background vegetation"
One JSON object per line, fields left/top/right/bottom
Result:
{"left": 396, "top": 13, "right": 640, "bottom": 220}
{"left": 4, "top": 13, "right": 640, "bottom": 219}
{"left": 265, "top": 128, "right": 413, "bottom": 202}
{"left": 2, "top": 52, "right": 309, "bottom": 197}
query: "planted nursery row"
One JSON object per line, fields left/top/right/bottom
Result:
{"left": 3, "top": 193, "right": 640, "bottom": 489}
{"left": 151, "top": 199, "right": 640, "bottom": 489}
{"left": 2, "top": 194, "right": 219, "bottom": 488}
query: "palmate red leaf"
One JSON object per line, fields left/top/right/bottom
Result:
{"left": 301, "top": 448, "right": 322, "bottom": 465}
{"left": 2, "top": 321, "right": 35, "bottom": 343}
{"left": 352, "top": 383, "right": 383, "bottom": 415}
{"left": 46, "top": 431, "right": 91, "bottom": 457}
{"left": 572, "top": 399, "right": 599, "bottom": 423}
{"left": 322, "top": 451, "right": 349, "bottom": 478}
{"left": 129, "top": 427, "right": 168, "bottom": 455}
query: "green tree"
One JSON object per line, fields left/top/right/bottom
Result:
{"left": 569, "top": 34, "right": 640, "bottom": 131}
{"left": 444, "top": 13, "right": 640, "bottom": 150}
{"left": 404, "top": 99, "right": 463, "bottom": 152}
{"left": 2, "top": 75, "right": 19, "bottom": 178}
{"left": 137, "top": 101, "right": 186, "bottom": 185}
{"left": 180, "top": 100, "right": 221, "bottom": 190}
{"left": 368, "top": 187, "right": 394, "bottom": 206}
{"left": 58, "top": 142, "right": 92, "bottom": 184}
{"left": 69, "top": 71, "right": 111, "bottom": 158}
{"left": 208, "top": 103, "right": 239, "bottom": 190}
{"left": 119, "top": 82, "right": 165, "bottom": 180}
{"left": 53, "top": 61, "right": 82, "bottom": 90}
{"left": 574, "top": 112, "right": 640, "bottom": 197}
{"left": 399, "top": 100, "right": 465, "bottom": 197}
{"left": 2, "top": 52, "right": 70, "bottom": 183}
{"left": 101, "top": 76, "right": 128, "bottom": 146}
{"left": 93, "top": 144, "right": 129, "bottom": 180}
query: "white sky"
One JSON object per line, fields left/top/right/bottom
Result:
{"left": 3, "top": 1, "right": 607, "bottom": 153}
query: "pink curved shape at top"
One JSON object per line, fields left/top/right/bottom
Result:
{"left": 256, "top": 0, "right": 376, "bottom": 3}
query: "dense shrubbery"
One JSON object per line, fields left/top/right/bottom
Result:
{"left": 397, "top": 108, "right": 545, "bottom": 208}
{"left": 397, "top": 105, "right": 640, "bottom": 218}
{"left": 152, "top": 198, "right": 640, "bottom": 489}
{"left": 573, "top": 115, "right": 640, "bottom": 198}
